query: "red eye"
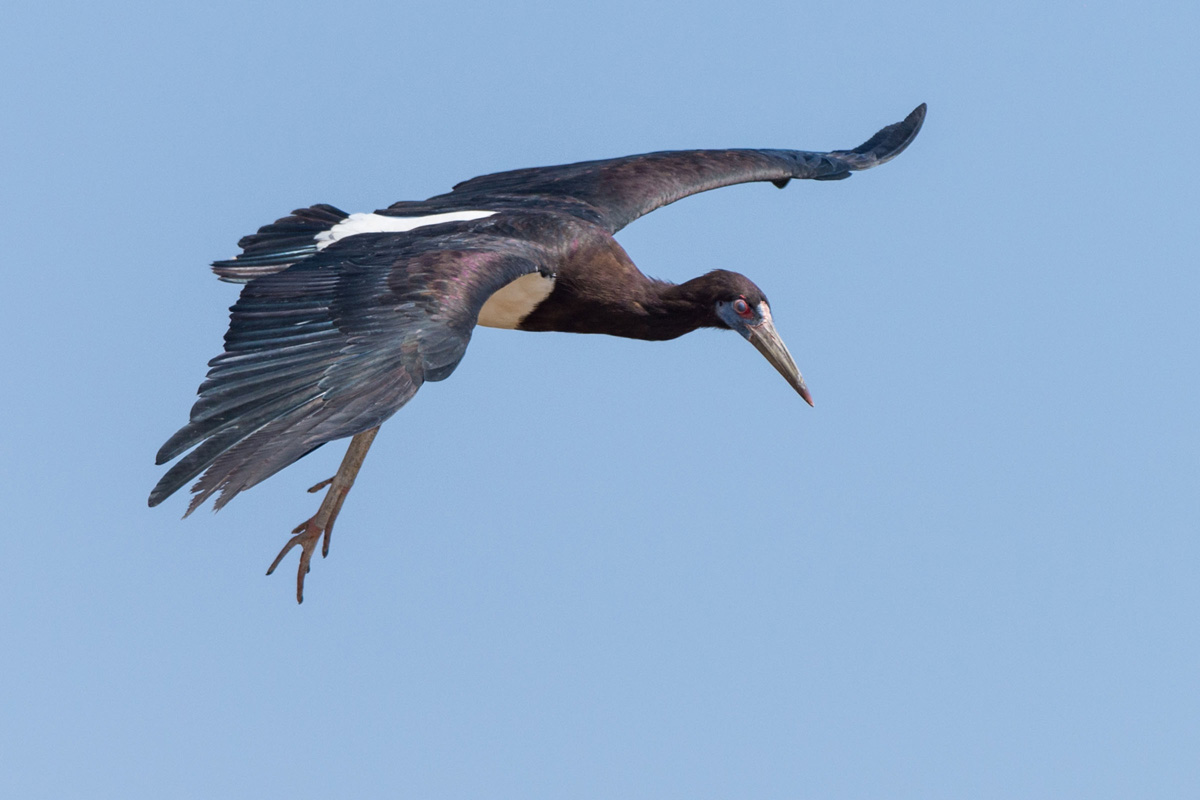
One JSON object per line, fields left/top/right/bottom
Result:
{"left": 732, "top": 297, "right": 753, "bottom": 318}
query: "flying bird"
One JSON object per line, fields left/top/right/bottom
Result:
{"left": 151, "top": 104, "right": 926, "bottom": 602}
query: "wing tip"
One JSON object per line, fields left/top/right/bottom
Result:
{"left": 147, "top": 466, "right": 186, "bottom": 510}
{"left": 147, "top": 455, "right": 226, "bottom": 516}
{"left": 147, "top": 481, "right": 181, "bottom": 511}
{"left": 836, "top": 102, "right": 927, "bottom": 171}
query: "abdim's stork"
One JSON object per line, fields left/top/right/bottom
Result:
{"left": 151, "top": 104, "right": 926, "bottom": 601}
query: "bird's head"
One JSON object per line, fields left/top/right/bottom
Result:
{"left": 701, "top": 270, "right": 813, "bottom": 406}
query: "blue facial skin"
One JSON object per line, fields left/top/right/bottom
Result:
{"left": 715, "top": 297, "right": 765, "bottom": 337}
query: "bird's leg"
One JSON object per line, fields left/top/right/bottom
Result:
{"left": 266, "top": 427, "right": 379, "bottom": 603}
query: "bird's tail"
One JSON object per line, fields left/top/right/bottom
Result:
{"left": 211, "top": 203, "right": 348, "bottom": 283}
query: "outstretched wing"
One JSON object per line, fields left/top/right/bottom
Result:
{"left": 436, "top": 104, "right": 925, "bottom": 233}
{"left": 150, "top": 235, "right": 543, "bottom": 513}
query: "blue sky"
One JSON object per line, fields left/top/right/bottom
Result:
{"left": 3, "top": 1, "right": 1197, "bottom": 797}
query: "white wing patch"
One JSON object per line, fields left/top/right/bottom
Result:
{"left": 314, "top": 210, "right": 496, "bottom": 250}
{"left": 477, "top": 273, "right": 557, "bottom": 330}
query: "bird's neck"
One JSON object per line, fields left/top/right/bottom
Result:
{"left": 517, "top": 240, "right": 723, "bottom": 340}
{"left": 644, "top": 276, "right": 728, "bottom": 339}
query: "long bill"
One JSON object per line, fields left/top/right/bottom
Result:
{"left": 747, "top": 312, "right": 814, "bottom": 407}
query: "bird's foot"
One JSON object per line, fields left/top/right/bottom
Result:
{"left": 263, "top": 428, "right": 379, "bottom": 604}
{"left": 266, "top": 477, "right": 351, "bottom": 603}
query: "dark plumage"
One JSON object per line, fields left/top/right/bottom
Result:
{"left": 152, "top": 103, "right": 926, "bottom": 601}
